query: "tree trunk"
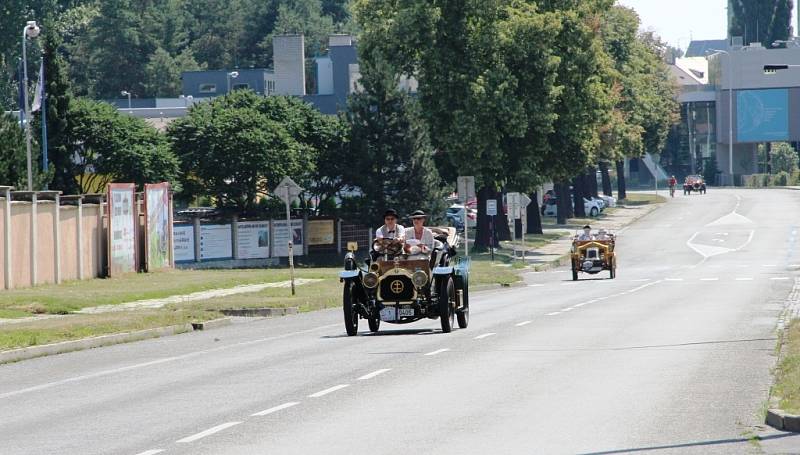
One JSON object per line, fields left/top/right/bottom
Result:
{"left": 572, "top": 176, "right": 586, "bottom": 218}
{"left": 587, "top": 168, "right": 599, "bottom": 198}
{"left": 496, "top": 188, "right": 511, "bottom": 241}
{"left": 599, "top": 161, "right": 613, "bottom": 196}
{"left": 526, "top": 191, "right": 543, "bottom": 234}
{"left": 616, "top": 159, "right": 627, "bottom": 200}
{"left": 475, "top": 186, "right": 511, "bottom": 250}
{"left": 555, "top": 181, "right": 570, "bottom": 225}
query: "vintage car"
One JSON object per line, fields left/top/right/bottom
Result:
{"left": 570, "top": 232, "right": 616, "bottom": 280}
{"left": 338, "top": 227, "right": 470, "bottom": 335}
{"left": 683, "top": 175, "right": 707, "bottom": 195}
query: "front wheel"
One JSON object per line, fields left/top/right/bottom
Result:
{"left": 368, "top": 315, "right": 380, "bottom": 333}
{"left": 590, "top": 207, "right": 599, "bottom": 217}
{"left": 439, "top": 277, "right": 455, "bottom": 333}
{"left": 457, "top": 284, "right": 469, "bottom": 329}
{"left": 343, "top": 282, "right": 359, "bottom": 336}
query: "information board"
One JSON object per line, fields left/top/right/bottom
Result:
{"left": 107, "top": 183, "right": 137, "bottom": 276}
{"left": 272, "top": 219, "right": 304, "bottom": 257}
{"left": 173, "top": 225, "right": 195, "bottom": 262}
{"left": 737, "top": 89, "right": 790, "bottom": 142}
{"left": 200, "top": 224, "right": 232, "bottom": 260}
{"left": 144, "top": 183, "right": 171, "bottom": 270}
{"left": 237, "top": 221, "right": 270, "bottom": 259}
{"left": 486, "top": 200, "right": 498, "bottom": 216}
{"left": 308, "top": 219, "right": 334, "bottom": 245}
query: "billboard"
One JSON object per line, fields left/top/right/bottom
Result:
{"left": 200, "top": 224, "right": 233, "bottom": 260}
{"left": 237, "top": 221, "right": 270, "bottom": 259}
{"left": 272, "top": 219, "right": 303, "bottom": 256}
{"left": 144, "top": 183, "right": 172, "bottom": 271}
{"left": 737, "top": 89, "right": 789, "bottom": 142}
{"left": 308, "top": 219, "right": 334, "bottom": 245}
{"left": 107, "top": 183, "right": 137, "bottom": 276}
{"left": 173, "top": 224, "right": 195, "bottom": 262}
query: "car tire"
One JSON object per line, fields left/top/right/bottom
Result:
{"left": 457, "top": 284, "right": 469, "bottom": 329}
{"left": 343, "top": 281, "right": 359, "bottom": 336}
{"left": 610, "top": 260, "right": 616, "bottom": 279}
{"left": 439, "top": 277, "right": 455, "bottom": 333}
{"left": 368, "top": 315, "right": 380, "bottom": 332}
{"left": 590, "top": 207, "right": 599, "bottom": 217}
{"left": 572, "top": 264, "right": 578, "bottom": 281}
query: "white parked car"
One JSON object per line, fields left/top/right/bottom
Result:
{"left": 598, "top": 195, "right": 617, "bottom": 208}
{"left": 542, "top": 197, "right": 603, "bottom": 217}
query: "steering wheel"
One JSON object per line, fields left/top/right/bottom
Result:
{"left": 373, "top": 238, "right": 404, "bottom": 256}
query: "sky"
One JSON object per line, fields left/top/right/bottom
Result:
{"left": 617, "top": 0, "right": 799, "bottom": 49}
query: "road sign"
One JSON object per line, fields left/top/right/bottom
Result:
{"left": 507, "top": 192, "right": 521, "bottom": 220}
{"left": 457, "top": 176, "right": 475, "bottom": 202}
{"left": 273, "top": 176, "right": 303, "bottom": 205}
{"left": 519, "top": 194, "right": 531, "bottom": 209}
{"left": 486, "top": 199, "right": 497, "bottom": 216}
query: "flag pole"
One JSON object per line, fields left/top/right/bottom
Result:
{"left": 40, "top": 58, "right": 48, "bottom": 186}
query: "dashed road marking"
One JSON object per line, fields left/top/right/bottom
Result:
{"left": 474, "top": 333, "right": 496, "bottom": 340}
{"left": 515, "top": 321, "right": 532, "bottom": 327}
{"left": 736, "top": 277, "right": 754, "bottom": 281}
{"left": 424, "top": 348, "right": 450, "bottom": 356}
{"left": 700, "top": 278, "right": 719, "bottom": 281}
{"left": 528, "top": 284, "right": 544, "bottom": 287}
{"left": 562, "top": 308, "right": 575, "bottom": 312}
{"left": 665, "top": 278, "right": 684, "bottom": 282}
{"left": 546, "top": 312, "right": 561, "bottom": 316}
{"left": 309, "top": 384, "right": 349, "bottom": 398}
{"left": 771, "top": 277, "right": 790, "bottom": 281}
{"left": 358, "top": 369, "right": 392, "bottom": 381}
{"left": 134, "top": 450, "right": 164, "bottom": 455}
{"left": 575, "top": 302, "right": 588, "bottom": 307}
{"left": 177, "top": 422, "right": 242, "bottom": 443}
{"left": 251, "top": 402, "right": 300, "bottom": 417}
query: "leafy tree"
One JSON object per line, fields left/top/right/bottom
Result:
{"left": 144, "top": 47, "right": 203, "bottom": 97}
{"left": 0, "top": 113, "right": 31, "bottom": 188}
{"left": 729, "top": 0, "right": 793, "bottom": 47}
{"left": 770, "top": 142, "right": 799, "bottom": 174}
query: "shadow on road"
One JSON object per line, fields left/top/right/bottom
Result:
{"left": 321, "top": 328, "right": 439, "bottom": 339}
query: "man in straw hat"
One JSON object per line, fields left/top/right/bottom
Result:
{"left": 404, "top": 210, "right": 435, "bottom": 253}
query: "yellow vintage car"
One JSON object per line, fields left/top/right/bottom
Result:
{"left": 570, "top": 232, "right": 616, "bottom": 280}
{"left": 339, "top": 227, "right": 470, "bottom": 335}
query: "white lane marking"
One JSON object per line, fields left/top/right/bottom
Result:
{"left": 358, "top": 369, "right": 392, "bottom": 381}
{"left": 0, "top": 323, "right": 341, "bottom": 401}
{"left": 736, "top": 277, "right": 754, "bottom": 281}
{"left": 515, "top": 321, "right": 532, "bottom": 327}
{"left": 473, "top": 333, "right": 496, "bottom": 340}
{"left": 574, "top": 302, "right": 588, "bottom": 307}
{"left": 562, "top": 308, "right": 575, "bottom": 312}
{"left": 177, "top": 422, "right": 242, "bottom": 443}
{"left": 528, "top": 284, "right": 544, "bottom": 287}
{"left": 700, "top": 278, "right": 719, "bottom": 281}
{"left": 309, "top": 384, "right": 349, "bottom": 398}
{"left": 424, "top": 348, "right": 450, "bottom": 356}
{"left": 134, "top": 450, "right": 164, "bottom": 455}
{"left": 771, "top": 277, "right": 790, "bottom": 281}
{"left": 546, "top": 312, "right": 561, "bottom": 316}
{"left": 251, "top": 402, "right": 300, "bottom": 417}
{"left": 665, "top": 278, "right": 684, "bottom": 282}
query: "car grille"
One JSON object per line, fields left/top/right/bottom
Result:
{"left": 380, "top": 275, "right": 415, "bottom": 301}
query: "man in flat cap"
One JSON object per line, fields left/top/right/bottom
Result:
{"left": 376, "top": 208, "right": 406, "bottom": 241}
{"left": 404, "top": 210, "right": 435, "bottom": 254}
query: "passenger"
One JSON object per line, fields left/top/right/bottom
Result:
{"left": 376, "top": 208, "right": 405, "bottom": 241}
{"left": 405, "top": 210, "right": 435, "bottom": 254}
{"left": 577, "top": 225, "right": 594, "bottom": 241}
{"left": 596, "top": 229, "right": 610, "bottom": 240}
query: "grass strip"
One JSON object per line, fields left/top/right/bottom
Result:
{"left": 774, "top": 319, "right": 800, "bottom": 414}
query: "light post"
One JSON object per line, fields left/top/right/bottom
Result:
{"left": 226, "top": 71, "right": 239, "bottom": 94}
{"left": 120, "top": 90, "right": 132, "bottom": 110}
{"left": 21, "top": 20, "right": 40, "bottom": 191}
{"left": 709, "top": 49, "right": 734, "bottom": 186}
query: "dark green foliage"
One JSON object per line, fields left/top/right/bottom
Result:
{"left": 0, "top": 113, "right": 30, "bottom": 188}
{"left": 702, "top": 154, "right": 719, "bottom": 183}
{"left": 729, "top": 0, "right": 793, "bottom": 47}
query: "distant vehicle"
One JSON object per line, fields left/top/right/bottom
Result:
{"left": 683, "top": 175, "right": 707, "bottom": 195}
{"left": 570, "top": 230, "right": 617, "bottom": 280}
{"left": 446, "top": 204, "right": 477, "bottom": 229}
{"left": 598, "top": 195, "right": 617, "bottom": 208}
{"left": 542, "top": 197, "right": 603, "bottom": 217}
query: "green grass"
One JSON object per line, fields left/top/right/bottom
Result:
{"left": 773, "top": 320, "right": 800, "bottom": 414}
{"left": 619, "top": 193, "right": 667, "bottom": 205}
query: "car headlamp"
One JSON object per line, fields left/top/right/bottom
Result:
{"left": 369, "top": 262, "right": 380, "bottom": 273}
{"left": 411, "top": 270, "right": 428, "bottom": 288}
{"left": 363, "top": 272, "right": 379, "bottom": 288}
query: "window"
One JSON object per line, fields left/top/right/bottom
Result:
{"left": 267, "top": 80, "right": 276, "bottom": 95}
{"left": 198, "top": 83, "right": 216, "bottom": 94}
{"left": 232, "top": 83, "right": 249, "bottom": 91}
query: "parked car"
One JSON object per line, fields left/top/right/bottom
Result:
{"left": 542, "top": 197, "right": 603, "bottom": 217}
{"left": 598, "top": 195, "right": 617, "bottom": 208}
{"left": 446, "top": 204, "right": 477, "bottom": 229}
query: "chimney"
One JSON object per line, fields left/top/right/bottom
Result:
{"left": 273, "top": 35, "right": 306, "bottom": 96}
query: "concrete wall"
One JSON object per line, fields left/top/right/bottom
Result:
{"left": 0, "top": 197, "right": 106, "bottom": 290}
{"left": 274, "top": 35, "right": 306, "bottom": 96}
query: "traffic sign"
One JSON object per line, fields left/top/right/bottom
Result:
{"left": 507, "top": 192, "right": 521, "bottom": 220}
{"left": 519, "top": 194, "right": 531, "bottom": 209}
{"left": 486, "top": 199, "right": 498, "bottom": 216}
{"left": 457, "top": 176, "right": 475, "bottom": 202}
{"left": 273, "top": 176, "right": 303, "bottom": 205}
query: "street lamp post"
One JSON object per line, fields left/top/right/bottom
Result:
{"left": 226, "top": 71, "right": 239, "bottom": 94}
{"left": 21, "top": 20, "right": 40, "bottom": 191}
{"left": 710, "top": 49, "right": 734, "bottom": 186}
{"left": 120, "top": 90, "right": 131, "bottom": 110}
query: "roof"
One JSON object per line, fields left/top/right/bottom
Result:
{"left": 685, "top": 39, "right": 729, "bottom": 58}
{"left": 669, "top": 65, "right": 703, "bottom": 86}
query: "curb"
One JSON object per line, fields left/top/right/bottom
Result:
{"left": 219, "top": 308, "right": 299, "bottom": 318}
{"left": 766, "top": 408, "right": 800, "bottom": 432}
{"left": 0, "top": 317, "right": 232, "bottom": 365}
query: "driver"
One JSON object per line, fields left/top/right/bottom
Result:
{"left": 577, "top": 225, "right": 594, "bottom": 241}
{"left": 376, "top": 208, "right": 406, "bottom": 241}
{"left": 405, "top": 210, "right": 435, "bottom": 254}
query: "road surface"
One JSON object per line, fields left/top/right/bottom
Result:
{"left": 2, "top": 189, "right": 800, "bottom": 454}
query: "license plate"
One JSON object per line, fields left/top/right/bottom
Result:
{"left": 379, "top": 306, "right": 415, "bottom": 321}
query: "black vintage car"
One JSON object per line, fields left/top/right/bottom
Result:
{"left": 338, "top": 227, "right": 470, "bottom": 335}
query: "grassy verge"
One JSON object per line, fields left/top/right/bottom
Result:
{"left": 619, "top": 193, "right": 667, "bottom": 205}
{"left": 773, "top": 320, "right": 800, "bottom": 414}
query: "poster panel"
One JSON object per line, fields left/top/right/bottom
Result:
{"left": 173, "top": 224, "right": 195, "bottom": 262}
{"left": 737, "top": 89, "right": 790, "bottom": 142}
{"left": 107, "top": 183, "right": 137, "bottom": 276}
{"left": 200, "top": 224, "right": 232, "bottom": 260}
{"left": 237, "top": 221, "right": 270, "bottom": 259}
{"left": 144, "top": 182, "right": 171, "bottom": 270}
{"left": 272, "top": 219, "right": 303, "bottom": 257}
{"left": 308, "top": 219, "right": 334, "bottom": 245}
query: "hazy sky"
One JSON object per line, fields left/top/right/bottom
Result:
{"left": 616, "top": 0, "right": 798, "bottom": 48}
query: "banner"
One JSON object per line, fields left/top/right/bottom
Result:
{"left": 144, "top": 182, "right": 171, "bottom": 270}
{"left": 107, "top": 183, "right": 137, "bottom": 276}
{"left": 173, "top": 224, "right": 195, "bottom": 262}
{"left": 237, "top": 221, "right": 270, "bottom": 259}
{"left": 308, "top": 219, "right": 334, "bottom": 245}
{"left": 272, "top": 219, "right": 303, "bottom": 256}
{"left": 200, "top": 224, "right": 232, "bottom": 260}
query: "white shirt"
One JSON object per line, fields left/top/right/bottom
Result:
{"left": 405, "top": 226, "right": 435, "bottom": 251}
{"left": 577, "top": 232, "right": 594, "bottom": 241}
{"left": 376, "top": 224, "right": 405, "bottom": 241}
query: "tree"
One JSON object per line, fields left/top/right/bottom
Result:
{"left": 729, "top": 0, "right": 793, "bottom": 47}
{"left": 0, "top": 113, "right": 30, "bottom": 187}
{"left": 342, "top": 51, "right": 445, "bottom": 222}
{"left": 770, "top": 142, "right": 799, "bottom": 174}
{"left": 144, "top": 47, "right": 203, "bottom": 97}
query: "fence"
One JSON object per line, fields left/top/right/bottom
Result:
{"left": 0, "top": 187, "right": 105, "bottom": 290}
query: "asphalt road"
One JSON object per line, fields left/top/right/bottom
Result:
{"left": 2, "top": 189, "right": 800, "bottom": 454}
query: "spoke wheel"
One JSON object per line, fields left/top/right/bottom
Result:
{"left": 343, "top": 282, "right": 359, "bottom": 336}
{"left": 439, "top": 277, "right": 455, "bottom": 333}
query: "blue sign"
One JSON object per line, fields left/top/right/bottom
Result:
{"left": 737, "top": 89, "right": 789, "bottom": 142}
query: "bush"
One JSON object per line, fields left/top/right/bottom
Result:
{"left": 775, "top": 171, "right": 790, "bottom": 186}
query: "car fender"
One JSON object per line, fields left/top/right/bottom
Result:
{"left": 432, "top": 266, "right": 454, "bottom": 275}
{"left": 339, "top": 270, "right": 360, "bottom": 279}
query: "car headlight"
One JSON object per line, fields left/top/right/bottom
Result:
{"left": 363, "top": 272, "right": 379, "bottom": 288}
{"left": 411, "top": 270, "right": 428, "bottom": 288}
{"left": 369, "top": 262, "right": 380, "bottom": 273}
